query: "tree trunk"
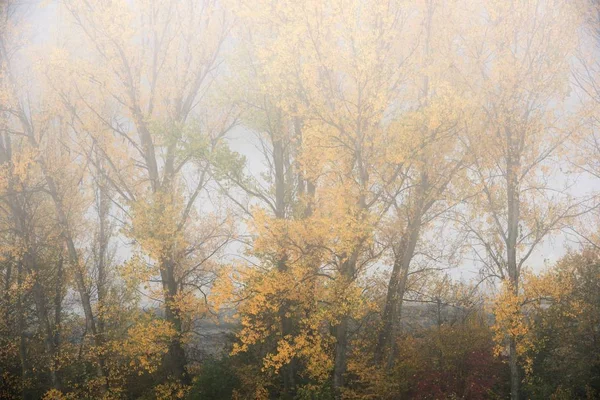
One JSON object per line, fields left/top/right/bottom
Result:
{"left": 509, "top": 336, "right": 519, "bottom": 400}
{"left": 280, "top": 299, "right": 295, "bottom": 398}
{"left": 0, "top": 136, "right": 31, "bottom": 399}
{"left": 506, "top": 127, "right": 520, "bottom": 400}
{"left": 53, "top": 256, "right": 63, "bottom": 391}
{"left": 385, "top": 265, "right": 409, "bottom": 370}
{"left": 159, "top": 256, "right": 190, "bottom": 384}
{"left": 375, "top": 172, "right": 427, "bottom": 367}
{"left": 31, "top": 279, "right": 59, "bottom": 389}
{"left": 96, "top": 159, "right": 109, "bottom": 340}
{"left": 375, "top": 248, "right": 403, "bottom": 365}
{"left": 3, "top": 258, "right": 11, "bottom": 333}
{"left": 12, "top": 194, "right": 61, "bottom": 389}
{"left": 42, "top": 167, "right": 109, "bottom": 389}
{"left": 375, "top": 224, "right": 419, "bottom": 368}
{"left": 16, "top": 260, "right": 32, "bottom": 400}
{"left": 21, "top": 239, "right": 57, "bottom": 388}
{"left": 333, "top": 255, "right": 357, "bottom": 395}
{"left": 273, "top": 134, "right": 296, "bottom": 397}
{"left": 333, "top": 314, "right": 349, "bottom": 393}
{"left": 20, "top": 124, "right": 108, "bottom": 388}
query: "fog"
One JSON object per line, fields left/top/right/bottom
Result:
{"left": 1, "top": 1, "right": 599, "bottom": 399}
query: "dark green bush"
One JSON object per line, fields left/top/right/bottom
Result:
{"left": 187, "top": 357, "right": 240, "bottom": 400}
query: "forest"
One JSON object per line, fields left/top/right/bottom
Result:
{"left": 0, "top": 0, "right": 600, "bottom": 399}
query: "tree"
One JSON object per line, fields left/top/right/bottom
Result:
{"left": 456, "top": 1, "right": 586, "bottom": 398}
{"left": 0, "top": 2, "right": 101, "bottom": 394}
{"left": 0, "top": 0, "right": 599, "bottom": 398}
{"left": 225, "top": 0, "right": 417, "bottom": 394}
{"left": 569, "top": 0, "right": 600, "bottom": 250}
{"left": 524, "top": 248, "right": 600, "bottom": 398}
{"left": 44, "top": 0, "right": 238, "bottom": 384}
{"left": 214, "top": 14, "right": 320, "bottom": 395}
{"left": 374, "top": 0, "right": 470, "bottom": 368}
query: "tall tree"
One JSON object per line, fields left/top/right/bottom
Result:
{"left": 46, "top": 0, "right": 238, "bottom": 383}
{"left": 215, "top": 6, "right": 331, "bottom": 395}
{"left": 0, "top": 1, "right": 100, "bottom": 393}
{"left": 374, "top": 0, "right": 469, "bottom": 368}
{"left": 457, "top": 1, "right": 586, "bottom": 398}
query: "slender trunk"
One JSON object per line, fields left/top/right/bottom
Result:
{"left": 31, "top": 279, "right": 59, "bottom": 389}
{"left": 21, "top": 238, "right": 56, "bottom": 388}
{"left": 375, "top": 4, "right": 435, "bottom": 371}
{"left": 273, "top": 134, "right": 296, "bottom": 397}
{"left": 2, "top": 259, "right": 11, "bottom": 331}
{"left": 507, "top": 280, "right": 519, "bottom": 400}
{"left": 333, "top": 315, "right": 349, "bottom": 392}
{"left": 506, "top": 127, "right": 520, "bottom": 400}
{"left": 19, "top": 324, "right": 30, "bottom": 400}
{"left": 53, "top": 256, "right": 63, "bottom": 391}
{"left": 16, "top": 260, "right": 31, "bottom": 400}
{"left": 333, "top": 255, "right": 357, "bottom": 394}
{"left": 153, "top": 117, "right": 192, "bottom": 382}
{"left": 509, "top": 337, "right": 519, "bottom": 400}
{"left": 29, "top": 261, "right": 59, "bottom": 388}
{"left": 0, "top": 137, "right": 12, "bottom": 330}
{"left": 96, "top": 161, "right": 108, "bottom": 340}
{"left": 279, "top": 297, "right": 295, "bottom": 398}
{"left": 436, "top": 298, "right": 444, "bottom": 373}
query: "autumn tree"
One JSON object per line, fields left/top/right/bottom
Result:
{"left": 374, "top": 0, "right": 470, "bottom": 368}
{"left": 41, "top": 0, "right": 239, "bottom": 385}
{"left": 1, "top": 0, "right": 600, "bottom": 398}
{"left": 285, "top": 2, "right": 416, "bottom": 392}
{"left": 0, "top": 2, "right": 100, "bottom": 395}
{"left": 220, "top": 0, "right": 416, "bottom": 395}
{"left": 0, "top": 119, "right": 66, "bottom": 398}
{"left": 522, "top": 248, "right": 600, "bottom": 398}
{"left": 568, "top": 0, "right": 600, "bottom": 249}
{"left": 456, "top": 1, "right": 587, "bottom": 398}
{"left": 213, "top": 9, "right": 322, "bottom": 396}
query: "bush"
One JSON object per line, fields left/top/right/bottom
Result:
{"left": 187, "top": 357, "right": 240, "bottom": 400}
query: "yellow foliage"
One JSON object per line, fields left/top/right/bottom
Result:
{"left": 113, "top": 319, "right": 177, "bottom": 375}
{"left": 154, "top": 381, "right": 190, "bottom": 400}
